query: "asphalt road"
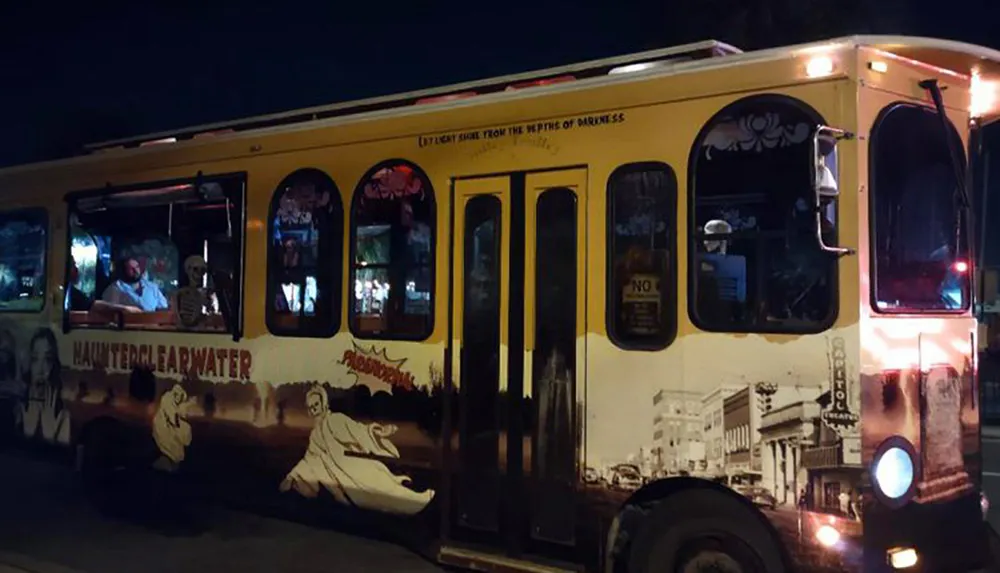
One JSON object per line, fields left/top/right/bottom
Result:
{"left": 0, "top": 452, "right": 447, "bottom": 573}
{"left": 6, "top": 442, "right": 1000, "bottom": 573}
{"left": 984, "top": 432, "right": 1000, "bottom": 533}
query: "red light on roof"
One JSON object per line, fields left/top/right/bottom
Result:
{"left": 193, "top": 129, "right": 236, "bottom": 139}
{"left": 505, "top": 75, "right": 576, "bottom": 91}
{"left": 415, "top": 92, "right": 478, "bottom": 105}
{"left": 954, "top": 260, "right": 969, "bottom": 273}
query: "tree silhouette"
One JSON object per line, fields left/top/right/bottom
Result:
{"left": 659, "top": 0, "right": 915, "bottom": 50}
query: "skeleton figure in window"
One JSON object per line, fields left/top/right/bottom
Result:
{"left": 702, "top": 219, "right": 732, "bottom": 254}
{"left": 698, "top": 219, "right": 747, "bottom": 323}
{"left": 175, "top": 255, "right": 216, "bottom": 328}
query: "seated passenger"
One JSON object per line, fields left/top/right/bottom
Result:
{"left": 101, "top": 257, "right": 169, "bottom": 312}
{"left": 66, "top": 257, "right": 93, "bottom": 312}
{"left": 66, "top": 257, "right": 132, "bottom": 315}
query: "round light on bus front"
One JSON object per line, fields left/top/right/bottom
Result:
{"left": 872, "top": 438, "right": 917, "bottom": 503}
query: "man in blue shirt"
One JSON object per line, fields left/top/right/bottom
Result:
{"left": 101, "top": 257, "right": 170, "bottom": 312}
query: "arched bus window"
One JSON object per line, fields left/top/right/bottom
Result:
{"left": 266, "top": 168, "right": 343, "bottom": 337}
{"left": 688, "top": 95, "right": 838, "bottom": 333}
{"left": 349, "top": 160, "right": 435, "bottom": 340}
{"left": 870, "top": 103, "right": 969, "bottom": 312}
{"left": 606, "top": 162, "right": 677, "bottom": 349}
{"left": 0, "top": 208, "right": 47, "bottom": 312}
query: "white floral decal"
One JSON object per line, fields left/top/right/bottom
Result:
{"left": 701, "top": 112, "right": 811, "bottom": 159}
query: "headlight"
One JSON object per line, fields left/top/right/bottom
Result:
{"left": 872, "top": 437, "right": 918, "bottom": 506}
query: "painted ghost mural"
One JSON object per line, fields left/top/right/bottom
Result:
{"left": 153, "top": 384, "right": 194, "bottom": 472}
{"left": 280, "top": 384, "right": 435, "bottom": 516}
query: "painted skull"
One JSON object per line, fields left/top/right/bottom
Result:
{"left": 184, "top": 255, "right": 208, "bottom": 285}
{"left": 171, "top": 384, "right": 188, "bottom": 406}
{"left": 306, "top": 385, "right": 328, "bottom": 418}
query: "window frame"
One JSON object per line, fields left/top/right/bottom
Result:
{"left": 605, "top": 161, "right": 678, "bottom": 351}
{"left": 0, "top": 206, "right": 49, "bottom": 314}
{"left": 62, "top": 171, "right": 248, "bottom": 340}
{"left": 265, "top": 168, "right": 344, "bottom": 338}
{"left": 686, "top": 93, "right": 840, "bottom": 335}
{"left": 348, "top": 158, "right": 436, "bottom": 341}
{"left": 867, "top": 101, "right": 970, "bottom": 315}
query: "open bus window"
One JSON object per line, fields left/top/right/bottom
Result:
{"left": 870, "top": 103, "right": 969, "bottom": 312}
{"left": 267, "top": 169, "right": 343, "bottom": 337}
{"left": 689, "top": 95, "right": 837, "bottom": 333}
{"left": 607, "top": 163, "right": 677, "bottom": 349}
{"left": 350, "top": 161, "right": 435, "bottom": 340}
{"left": 0, "top": 209, "right": 47, "bottom": 313}
{"left": 67, "top": 175, "right": 246, "bottom": 335}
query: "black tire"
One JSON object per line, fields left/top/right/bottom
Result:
{"left": 628, "top": 489, "right": 786, "bottom": 573}
{"left": 0, "top": 399, "right": 18, "bottom": 450}
{"left": 988, "top": 524, "right": 1000, "bottom": 573}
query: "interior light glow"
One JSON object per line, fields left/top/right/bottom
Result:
{"left": 609, "top": 62, "right": 657, "bottom": 75}
{"left": 139, "top": 137, "right": 177, "bottom": 147}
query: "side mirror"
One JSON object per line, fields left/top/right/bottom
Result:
{"left": 816, "top": 134, "right": 839, "bottom": 198}
{"left": 812, "top": 125, "right": 855, "bottom": 257}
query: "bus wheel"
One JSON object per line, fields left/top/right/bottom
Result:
{"left": 628, "top": 490, "right": 785, "bottom": 573}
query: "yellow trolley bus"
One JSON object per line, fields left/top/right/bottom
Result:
{"left": 0, "top": 34, "right": 998, "bottom": 573}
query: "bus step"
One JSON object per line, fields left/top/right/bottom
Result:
{"left": 437, "top": 545, "right": 582, "bottom": 573}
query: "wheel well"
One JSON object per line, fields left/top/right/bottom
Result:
{"left": 76, "top": 415, "right": 129, "bottom": 457}
{"left": 604, "top": 477, "right": 793, "bottom": 573}
{"left": 78, "top": 416, "right": 123, "bottom": 444}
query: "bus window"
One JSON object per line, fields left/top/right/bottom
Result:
{"left": 349, "top": 160, "right": 435, "bottom": 340}
{"left": 70, "top": 228, "right": 99, "bottom": 301}
{"left": 606, "top": 163, "right": 677, "bottom": 349}
{"left": 0, "top": 209, "right": 47, "bottom": 313}
{"left": 870, "top": 103, "right": 969, "bottom": 312}
{"left": 689, "top": 95, "right": 837, "bottom": 333}
{"left": 68, "top": 175, "right": 245, "bottom": 335}
{"left": 266, "top": 169, "right": 343, "bottom": 337}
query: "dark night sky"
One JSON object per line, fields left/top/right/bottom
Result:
{"left": 0, "top": 1, "right": 997, "bottom": 168}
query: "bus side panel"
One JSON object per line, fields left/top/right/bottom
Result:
{"left": 60, "top": 332, "right": 447, "bottom": 517}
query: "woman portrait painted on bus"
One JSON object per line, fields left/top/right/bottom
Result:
{"left": 17, "top": 328, "right": 70, "bottom": 445}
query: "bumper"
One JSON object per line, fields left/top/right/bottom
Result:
{"left": 862, "top": 491, "right": 996, "bottom": 572}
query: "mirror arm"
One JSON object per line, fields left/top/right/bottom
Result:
{"left": 813, "top": 125, "right": 856, "bottom": 257}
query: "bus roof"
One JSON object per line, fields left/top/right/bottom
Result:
{"left": 4, "top": 35, "right": 1000, "bottom": 176}
{"left": 84, "top": 39, "right": 742, "bottom": 152}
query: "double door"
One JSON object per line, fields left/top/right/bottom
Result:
{"left": 448, "top": 168, "right": 587, "bottom": 559}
